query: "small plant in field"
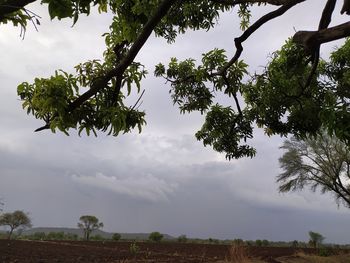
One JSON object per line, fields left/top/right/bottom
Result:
{"left": 129, "top": 242, "right": 139, "bottom": 256}
{"left": 318, "top": 247, "right": 331, "bottom": 257}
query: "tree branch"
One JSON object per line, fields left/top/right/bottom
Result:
{"left": 209, "top": 0, "right": 300, "bottom": 5}
{"left": 35, "top": 0, "right": 176, "bottom": 132}
{"left": 218, "top": 0, "right": 304, "bottom": 75}
{"left": 0, "top": 0, "right": 37, "bottom": 20}
{"left": 67, "top": 0, "right": 175, "bottom": 112}
{"left": 293, "top": 21, "right": 350, "bottom": 52}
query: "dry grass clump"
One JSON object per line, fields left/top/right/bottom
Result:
{"left": 224, "top": 244, "right": 251, "bottom": 263}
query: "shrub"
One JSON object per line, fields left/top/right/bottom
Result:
{"left": 318, "top": 247, "right": 331, "bottom": 257}
{"left": 112, "top": 233, "right": 121, "bottom": 241}
{"left": 177, "top": 234, "right": 187, "bottom": 243}
{"left": 149, "top": 231, "right": 163, "bottom": 242}
{"left": 130, "top": 242, "right": 139, "bottom": 255}
{"left": 255, "top": 239, "right": 262, "bottom": 247}
{"left": 262, "top": 239, "right": 269, "bottom": 247}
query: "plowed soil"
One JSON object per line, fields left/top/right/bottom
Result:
{"left": 0, "top": 240, "right": 346, "bottom": 263}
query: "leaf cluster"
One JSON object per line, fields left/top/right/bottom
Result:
{"left": 278, "top": 131, "right": 350, "bottom": 208}
{"left": 156, "top": 48, "right": 253, "bottom": 159}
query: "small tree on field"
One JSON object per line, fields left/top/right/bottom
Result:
{"left": 262, "top": 239, "right": 269, "bottom": 247}
{"left": 308, "top": 231, "right": 325, "bottom": 248}
{"left": 255, "top": 239, "right": 262, "bottom": 247}
{"left": 177, "top": 234, "right": 187, "bottom": 243}
{"left": 112, "top": 233, "right": 121, "bottom": 241}
{"left": 148, "top": 231, "right": 163, "bottom": 242}
{"left": 0, "top": 210, "right": 32, "bottom": 239}
{"left": 77, "top": 215, "right": 103, "bottom": 241}
{"left": 291, "top": 240, "right": 299, "bottom": 248}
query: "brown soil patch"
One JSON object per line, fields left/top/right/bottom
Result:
{"left": 0, "top": 240, "right": 348, "bottom": 263}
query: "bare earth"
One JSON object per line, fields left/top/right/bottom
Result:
{"left": 0, "top": 240, "right": 349, "bottom": 263}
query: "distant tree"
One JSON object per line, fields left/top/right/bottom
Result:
{"left": 0, "top": 199, "right": 3, "bottom": 212}
{"left": 0, "top": 210, "right": 32, "bottom": 239}
{"left": 90, "top": 234, "right": 104, "bottom": 241}
{"left": 255, "top": 239, "right": 263, "bottom": 247}
{"left": 308, "top": 231, "right": 325, "bottom": 248}
{"left": 148, "top": 231, "right": 163, "bottom": 242}
{"left": 32, "top": 232, "right": 46, "bottom": 240}
{"left": 177, "top": 234, "right": 187, "bottom": 243}
{"left": 291, "top": 240, "right": 299, "bottom": 248}
{"left": 47, "top": 231, "right": 65, "bottom": 240}
{"left": 112, "top": 233, "right": 121, "bottom": 241}
{"left": 278, "top": 132, "right": 350, "bottom": 208}
{"left": 262, "top": 239, "right": 269, "bottom": 247}
{"left": 77, "top": 215, "right": 103, "bottom": 241}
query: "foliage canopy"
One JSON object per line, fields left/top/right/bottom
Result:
{"left": 148, "top": 231, "right": 163, "bottom": 242}
{"left": 77, "top": 215, "right": 103, "bottom": 241}
{"left": 278, "top": 131, "right": 350, "bottom": 208}
{"left": 1, "top": 0, "right": 350, "bottom": 159}
{"left": 308, "top": 231, "right": 325, "bottom": 248}
{"left": 0, "top": 210, "right": 32, "bottom": 239}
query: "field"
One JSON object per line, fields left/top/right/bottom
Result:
{"left": 0, "top": 240, "right": 349, "bottom": 263}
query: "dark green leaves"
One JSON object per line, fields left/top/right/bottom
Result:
{"left": 43, "top": 0, "right": 73, "bottom": 20}
{"left": 155, "top": 48, "right": 251, "bottom": 159}
{"left": 196, "top": 105, "right": 255, "bottom": 159}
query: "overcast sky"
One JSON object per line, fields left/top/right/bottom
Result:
{"left": 1, "top": 0, "right": 350, "bottom": 244}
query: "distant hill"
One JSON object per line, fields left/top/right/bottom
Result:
{"left": 22, "top": 227, "right": 175, "bottom": 240}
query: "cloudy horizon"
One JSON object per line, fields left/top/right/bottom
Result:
{"left": 1, "top": 0, "right": 350, "bottom": 244}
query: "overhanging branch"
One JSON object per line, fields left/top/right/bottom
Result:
{"left": 0, "top": 0, "right": 37, "bottom": 20}
{"left": 218, "top": 0, "right": 304, "bottom": 75}
{"left": 35, "top": 0, "right": 176, "bottom": 132}
{"left": 293, "top": 21, "right": 350, "bottom": 52}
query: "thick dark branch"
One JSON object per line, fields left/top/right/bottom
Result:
{"left": 293, "top": 21, "right": 350, "bottom": 51}
{"left": 36, "top": 0, "right": 176, "bottom": 132}
{"left": 341, "top": 0, "right": 350, "bottom": 14}
{"left": 209, "top": 0, "right": 298, "bottom": 5}
{"left": 319, "top": 0, "right": 337, "bottom": 30}
{"left": 304, "top": 0, "right": 337, "bottom": 88}
{"left": 218, "top": 0, "right": 304, "bottom": 74}
{"left": 0, "top": 0, "right": 37, "bottom": 20}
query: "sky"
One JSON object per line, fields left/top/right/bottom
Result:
{"left": 0, "top": 0, "right": 350, "bottom": 244}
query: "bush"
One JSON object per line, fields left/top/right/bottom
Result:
{"left": 177, "top": 235, "right": 187, "bottom": 243}
{"left": 47, "top": 231, "right": 65, "bottom": 240}
{"left": 262, "top": 239, "right": 269, "bottom": 246}
{"left": 318, "top": 247, "right": 331, "bottom": 257}
{"left": 255, "top": 239, "right": 262, "bottom": 247}
{"left": 149, "top": 232, "right": 163, "bottom": 242}
{"left": 130, "top": 242, "right": 139, "bottom": 255}
{"left": 291, "top": 240, "right": 299, "bottom": 248}
{"left": 32, "top": 232, "right": 46, "bottom": 240}
{"left": 112, "top": 233, "right": 121, "bottom": 241}
{"left": 90, "top": 234, "right": 104, "bottom": 241}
